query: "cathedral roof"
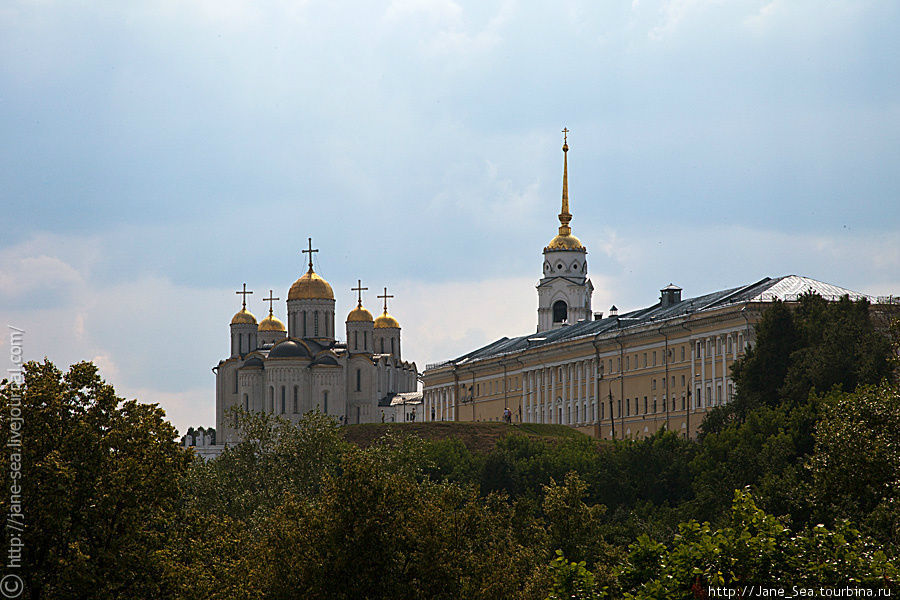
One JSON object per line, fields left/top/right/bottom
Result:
{"left": 268, "top": 338, "right": 312, "bottom": 359}
{"left": 374, "top": 310, "right": 400, "bottom": 329}
{"left": 289, "top": 267, "right": 335, "bottom": 301}
{"left": 231, "top": 308, "right": 257, "bottom": 325}
{"left": 431, "top": 275, "right": 873, "bottom": 367}
{"left": 259, "top": 313, "right": 286, "bottom": 332}
{"left": 347, "top": 304, "right": 374, "bottom": 323}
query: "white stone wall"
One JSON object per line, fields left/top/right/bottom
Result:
{"left": 230, "top": 323, "right": 258, "bottom": 356}
{"left": 538, "top": 249, "right": 593, "bottom": 332}
{"left": 287, "top": 298, "right": 336, "bottom": 340}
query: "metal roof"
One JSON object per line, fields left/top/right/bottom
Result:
{"left": 428, "top": 275, "right": 872, "bottom": 368}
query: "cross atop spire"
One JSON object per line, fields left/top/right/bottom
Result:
{"left": 235, "top": 283, "right": 253, "bottom": 310}
{"left": 301, "top": 237, "right": 318, "bottom": 271}
{"left": 262, "top": 290, "right": 279, "bottom": 316}
{"left": 352, "top": 280, "right": 368, "bottom": 307}
{"left": 558, "top": 128, "right": 572, "bottom": 236}
{"left": 377, "top": 287, "right": 394, "bottom": 313}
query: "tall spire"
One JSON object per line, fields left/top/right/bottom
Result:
{"left": 558, "top": 128, "right": 572, "bottom": 236}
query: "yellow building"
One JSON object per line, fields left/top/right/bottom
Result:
{"left": 421, "top": 137, "right": 884, "bottom": 439}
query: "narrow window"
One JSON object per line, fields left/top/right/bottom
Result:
{"left": 391, "top": 337, "right": 395, "bottom": 355}
{"left": 234, "top": 371, "right": 238, "bottom": 393}
{"left": 364, "top": 330, "right": 368, "bottom": 349}
{"left": 355, "top": 331, "right": 359, "bottom": 350}
{"left": 681, "top": 346, "right": 685, "bottom": 361}
{"left": 314, "top": 311, "right": 319, "bottom": 337}
{"left": 243, "top": 394, "right": 248, "bottom": 411}
{"left": 302, "top": 311, "right": 307, "bottom": 337}
{"left": 356, "top": 369, "right": 361, "bottom": 392}
{"left": 281, "top": 387, "right": 285, "bottom": 414}
{"left": 293, "top": 386, "right": 299, "bottom": 413}
{"left": 323, "top": 391, "right": 328, "bottom": 414}
{"left": 380, "top": 338, "right": 385, "bottom": 353}
{"left": 552, "top": 300, "right": 568, "bottom": 323}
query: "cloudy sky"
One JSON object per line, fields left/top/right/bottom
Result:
{"left": 2, "top": 0, "right": 898, "bottom": 434}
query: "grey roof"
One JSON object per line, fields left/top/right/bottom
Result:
{"left": 431, "top": 275, "right": 872, "bottom": 367}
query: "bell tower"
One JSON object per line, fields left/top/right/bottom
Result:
{"left": 536, "top": 129, "right": 593, "bottom": 332}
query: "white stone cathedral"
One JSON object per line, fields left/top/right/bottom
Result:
{"left": 537, "top": 130, "right": 593, "bottom": 332}
{"left": 214, "top": 240, "right": 418, "bottom": 445}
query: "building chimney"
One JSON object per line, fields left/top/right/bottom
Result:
{"left": 659, "top": 284, "right": 682, "bottom": 308}
{"left": 593, "top": 312, "right": 603, "bottom": 321}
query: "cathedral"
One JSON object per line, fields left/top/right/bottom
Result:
{"left": 214, "top": 240, "right": 418, "bottom": 445}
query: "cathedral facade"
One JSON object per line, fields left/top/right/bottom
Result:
{"left": 421, "top": 135, "right": 890, "bottom": 439}
{"left": 214, "top": 242, "right": 418, "bottom": 445}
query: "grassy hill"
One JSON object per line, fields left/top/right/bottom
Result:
{"left": 342, "top": 421, "right": 588, "bottom": 453}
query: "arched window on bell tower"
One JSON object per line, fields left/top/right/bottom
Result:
{"left": 552, "top": 300, "right": 568, "bottom": 323}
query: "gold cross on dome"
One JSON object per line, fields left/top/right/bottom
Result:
{"left": 377, "top": 287, "right": 394, "bottom": 312}
{"left": 263, "top": 290, "right": 279, "bottom": 315}
{"left": 351, "top": 280, "right": 368, "bottom": 306}
{"left": 235, "top": 283, "right": 253, "bottom": 309}
{"left": 301, "top": 237, "right": 319, "bottom": 270}
{"left": 562, "top": 127, "right": 569, "bottom": 143}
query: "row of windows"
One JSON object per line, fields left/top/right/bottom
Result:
{"left": 240, "top": 386, "right": 331, "bottom": 415}
{"left": 290, "top": 310, "right": 333, "bottom": 338}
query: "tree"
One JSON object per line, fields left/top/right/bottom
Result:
{"left": 0, "top": 360, "right": 191, "bottom": 600}
{"left": 809, "top": 382, "right": 900, "bottom": 546}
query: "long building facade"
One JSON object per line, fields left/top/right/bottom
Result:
{"left": 421, "top": 138, "right": 890, "bottom": 439}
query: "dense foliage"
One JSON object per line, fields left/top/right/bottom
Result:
{"left": 4, "top": 295, "right": 898, "bottom": 598}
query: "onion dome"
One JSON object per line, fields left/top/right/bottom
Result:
{"left": 545, "top": 130, "right": 586, "bottom": 252}
{"left": 347, "top": 305, "right": 374, "bottom": 322}
{"left": 231, "top": 308, "right": 257, "bottom": 325}
{"left": 374, "top": 310, "right": 400, "bottom": 329}
{"left": 258, "top": 313, "right": 285, "bottom": 332}
{"left": 288, "top": 267, "right": 334, "bottom": 300}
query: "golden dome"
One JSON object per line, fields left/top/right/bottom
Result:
{"left": 546, "top": 233, "right": 585, "bottom": 251}
{"left": 374, "top": 310, "right": 400, "bottom": 329}
{"left": 288, "top": 268, "right": 335, "bottom": 301}
{"left": 347, "top": 304, "right": 374, "bottom": 323}
{"left": 258, "top": 313, "right": 285, "bottom": 332}
{"left": 231, "top": 308, "right": 257, "bottom": 325}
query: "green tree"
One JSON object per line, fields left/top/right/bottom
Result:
{"left": 0, "top": 360, "right": 191, "bottom": 600}
{"left": 809, "top": 382, "right": 900, "bottom": 546}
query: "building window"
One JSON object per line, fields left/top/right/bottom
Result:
{"left": 243, "top": 394, "right": 248, "bottom": 411}
{"left": 234, "top": 371, "right": 238, "bottom": 393}
{"left": 323, "top": 391, "right": 328, "bottom": 414}
{"left": 391, "top": 337, "right": 395, "bottom": 355}
{"left": 293, "top": 386, "right": 299, "bottom": 413}
{"left": 625, "top": 356, "right": 630, "bottom": 370}
{"left": 696, "top": 341, "right": 701, "bottom": 358}
{"left": 552, "top": 300, "right": 568, "bottom": 323}
{"left": 652, "top": 397, "right": 657, "bottom": 413}
{"left": 643, "top": 353, "right": 647, "bottom": 367}
{"left": 681, "top": 345, "right": 685, "bottom": 361}
{"left": 354, "top": 331, "right": 359, "bottom": 350}
{"left": 727, "top": 335, "right": 733, "bottom": 354}
{"left": 738, "top": 333, "right": 744, "bottom": 350}
{"left": 281, "top": 387, "right": 286, "bottom": 414}
{"left": 314, "top": 311, "right": 319, "bottom": 337}
{"left": 681, "top": 374, "right": 686, "bottom": 387}
{"left": 302, "top": 311, "right": 307, "bottom": 337}
{"left": 356, "top": 369, "right": 361, "bottom": 392}
{"left": 268, "top": 387, "right": 274, "bottom": 413}
{"left": 653, "top": 352, "right": 657, "bottom": 367}
{"left": 643, "top": 396, "right": 647, "bottom": 413}
{"left": 651, "top": 379, "right": 657, "bottom": 391}
{"left": 364, "top": 330, "right": 368, "bottom": 349}
{"left": 380, "top": 338, "right": 385, "bottom": 353}
{"left": 625, "top": 398, "right": 630, "bottom": 416}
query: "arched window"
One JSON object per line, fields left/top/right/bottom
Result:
{"left": 552, "top": 300, "right": 567, "bottom": 323}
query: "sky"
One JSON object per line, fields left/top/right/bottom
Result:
{"left": 2, "top": 0, "right": 899, "bottom": 435}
